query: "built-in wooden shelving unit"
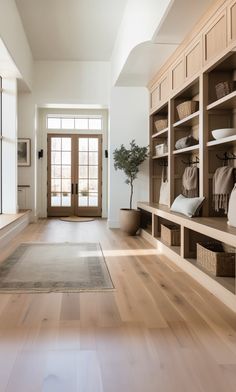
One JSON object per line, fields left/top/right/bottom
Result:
{"left": 141, "top": 0, "right": 236, "bottom": 312}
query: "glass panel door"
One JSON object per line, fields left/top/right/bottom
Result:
{"left": 47, "top": 135, "right": 74, "bottom": 216}
{"left": 76, "top": 135, "right": 102, "bottom": 217}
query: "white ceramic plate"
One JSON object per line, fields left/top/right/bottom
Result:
{"left": 212, "top": 128, "right": 236, "bottom": 140}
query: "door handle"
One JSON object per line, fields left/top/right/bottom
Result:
{"left": 76, "top": 184, "right": 78, "bottom": 195}
{"left": 71, "top": 184, "right": 74, "bottom": 195}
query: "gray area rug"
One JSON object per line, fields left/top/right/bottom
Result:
{"left": 0, "top": 242, "right": 114, "bottom": 293}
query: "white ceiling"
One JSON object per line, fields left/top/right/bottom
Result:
{"left": 15, "top": 0, "right": 127, "bottom": 61}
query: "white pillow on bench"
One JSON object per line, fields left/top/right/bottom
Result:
{"left": 170, "top": 194, "right": 205, "bottom": 218}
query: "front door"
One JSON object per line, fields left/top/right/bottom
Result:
{"left": 47, "top": 134, "right": 102, "bottom": 217}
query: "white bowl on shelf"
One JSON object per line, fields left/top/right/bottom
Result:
{"left": 211, "top": 128, "right": 236, "bottom": 140}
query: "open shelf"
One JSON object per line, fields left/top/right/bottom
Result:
{"left": 207, "top": 135, "right": 236, "bottom": 147}
{"left": 152, "top": 127, "right": 168, "bottom": 138}
{"left": 173, "top": 111, "right": 199, "bottom": 128}
{"left": 173, "top": 144, "right": 199, "bottom": 155}
{"left": 207, "top": 90, "right": 236, "bottom": 110}
{"left": 152, "top": 153, "right": 168, "bottom": 159}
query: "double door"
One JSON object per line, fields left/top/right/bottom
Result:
{"left": 47, "top": 134, "right": 102, "bottom": 217}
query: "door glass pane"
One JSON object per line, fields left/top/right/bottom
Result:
{"left": 62, "top": 179, "right": 71, "bottom": 192}
{"left": 51, "top": 193, "right": 61, "bottom": 206}
{"left": 89, "top": 180, "right": 98, "bottom": 192}
{"left": 89, "top": 194, "right": 98, "bottom": 207}
{"left": 62, "top": 166, "right": 71, "bottom": 178}
{"left": 79, "top": 152, "right": 88, "bottom": 165}
{"left": 89, "top": 152, "right": 98, "bottom": 165}
{"left": 62, "top": 193, "right": 71, "bottom": 206}
{"left": 89, "top": 138, "right": 98, "bottom": 151}
{"left": 51, "top": 137, "right": 61, "bottom": 150}
{"left": 61, "top": 118, "right": 74, "bottom": 129}
{"left": 62, "top": 138, "right": 71, "bottom": 151}
{"left": 79, "top": 138, "right": 88, "bottom": 151}
{"left": 89, "top": 166, "right": 98, "bottom": 179}
{"left": 51, "top": 179, "right": 61, "bottom": 192}
{"left": 62, "top": 152, "right": 71, "bottom": 165}
{"left": 79, "top": 179, "right": 88, "bottom": 193}
{"left": 78, "top": 194, "right": 88, "bottom": 206}
{"left": 48, "top": 118, "right": 61, "bottom": 129}
{"left": 79, "top": 166, "right": 88, "bottom": 179}
{"left": 51, "top": 151, "right": 61, "bottom": 165}
{"left": 51, "top": 165, "right": 61, "bottom": 178}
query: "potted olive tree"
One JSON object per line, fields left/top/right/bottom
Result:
{"left": 113, "top": 140, "right": 148, "bottom": 235}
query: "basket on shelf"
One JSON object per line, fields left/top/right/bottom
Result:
{"left": 176, "top": 100, "right": 199, "bottom": 120}
{"left": 196, "top": 242, "right": 235, "bottom": 277}
{"left": 161, "top": 224, "right": 180, "bottom": 246}
{"left": 155, "top": 143, "right": 168, "bottom": 156}
{"left": 154, "top": 118, "right": 168, "bottom": 132}
{"left": 215, "top": 81, "right": 235, "bottom": 100}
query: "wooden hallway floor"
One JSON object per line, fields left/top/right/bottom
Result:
{"left": 0, "top": 218, "right": 236, "bottom": 391}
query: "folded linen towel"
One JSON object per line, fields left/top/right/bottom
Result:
{"left": 213, "top": 166, "right": 234, "bottom": 213}
{"left": 182, "top": 166, "right": 199, "bottom": 198}
{"left": 175, "top": 135, "right": 198, "bottom": 150}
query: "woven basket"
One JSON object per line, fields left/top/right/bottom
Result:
{"left": 176, "top": 101, "right": 199, "bottom": 120}
{"left": 197, "top": 242, "right": 235, "bottom": 277}
{"left": 161, "top": 224, "right": 180, "bottom": 246}
{"left": 215, "top": 81, "right": 234, "bottom": 100}
{"left": 154, "top": 118, "right": 168, "bottom": 132}
{"left": 155, "top": 143, "right": 167, "bottom": 156}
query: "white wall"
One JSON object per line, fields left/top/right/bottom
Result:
{"left": 0, "top": 0, "right": 33, "bottom": 90}
{"left": 2, "top": 78, "right": 18, "bottom": 213}
{"left": 108, "top": 87, "right": 149, "bottom": 228}
{"left": 34, "top": 61, "right": 110, "bottom": 106}
{"left": 111, "top": 0, "right": 172, "bottom": 86}
{"left": 18, "top": 61, "right": 111, "bottom": 218}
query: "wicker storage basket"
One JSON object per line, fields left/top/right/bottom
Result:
{"left": 197, "top": 242, "right": 235, "bottom": 277}
{"left": 155, "top": 143, "right": 167, "bottom": 156}
{"left": 161, "top": 224, "right": 180, "bottom": 246}
{"left": 176, "top": 101, "right": 199, "bottom": 120}
{"left": 215, "top": 81, "right": 234, "bottom": 100}
{"left": 154, "top": 118, "right": 168, "bottom": 132}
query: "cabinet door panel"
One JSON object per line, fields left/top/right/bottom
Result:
{"left": 185, "top": 40, "right": 202, "bottom": 80}
{"left": 204, "top": 12, "right": 227, "bottom": 64}
{"left": 228, "top": 0, "right": 236, "bottom": 43}
{"left": 172, "top": 59, "right": 184, "bottom": 91}
{"left": 151, "top": 86, "right": 160, "bottom": 110}
{"left": 159, "top": 74, "right": 169, "bottom": 103}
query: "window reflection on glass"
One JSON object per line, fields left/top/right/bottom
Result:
{"left": 51, "top": 151, "right": 61, "bottom": 165}
{"left": 62, "top": 152, "right": 71, "bottom": 165}
{"left": 51, "top": 137, "right": 61, "bottom": 150}
{"left": 51, "top": 179, "right": 61, "bottom": 192}
{"left": 89, "top": 166, "right": 98, "bottom": 179}
{"left": 79, "top": 194, "right": 88, "bottom": 206}
{"left": 89, "top": 194, "right": 98, "bottom": 206}
{"left": 62, "top": 193, "right": 71, "bottom": 207}
{"left": 51, "top": 165, "right": 61, "bottom": 179}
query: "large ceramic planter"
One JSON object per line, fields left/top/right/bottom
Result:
{"left": 119, "top": 208, "right": 141, "bottom": 236}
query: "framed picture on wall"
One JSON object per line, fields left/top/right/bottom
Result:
{"left": 17, "top": 138, "right": 31, "bottom": 167}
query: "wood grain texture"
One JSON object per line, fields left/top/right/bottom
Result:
{"left": 0, "top": 218, "right": 236, "bottom": 391}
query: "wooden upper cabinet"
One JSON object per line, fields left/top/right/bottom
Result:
{"left": 228, "top": 0, "right": 236, "bottom": 44}
{"left": 171, "top": 58, "right": 184, "bottom": 92}
{"left": 203, "top": 10, "right": 227, "bottom": 64}
{"left": 159, "top": 73, "right": 169, "bottom": 103}
{"left": 185, "top": 39, "right": 202, "bottom": 80}
{"left": 150, "top": 85, "right": 160, "bottom": 111}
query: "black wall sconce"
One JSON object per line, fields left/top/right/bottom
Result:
{"left": 38, "top": 149, "right": 44, "bottom": 159}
